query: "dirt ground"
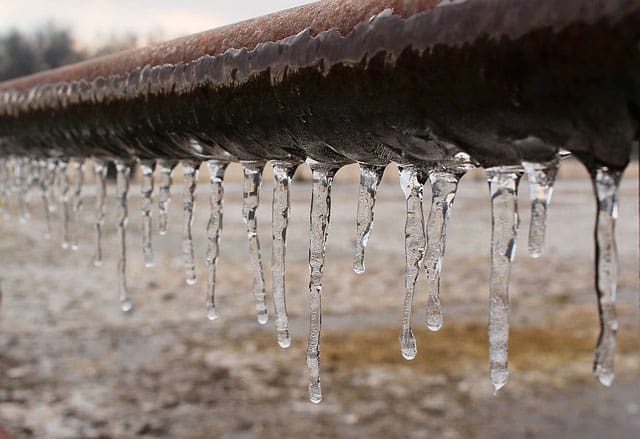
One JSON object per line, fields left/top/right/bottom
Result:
{"left": 0, "top": 160, "right": 638, "bottom": 438}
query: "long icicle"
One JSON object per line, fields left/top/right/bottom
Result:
{"left": 241, "top": 161, "right": 268, "bottom": 324}
{"left": 139, "top": 160, "right": 156, "bottom": 267}
{"left": 93, "top": 159, "right": 108, "bottom": 266}
{"left": 115, "top": 161, "right": 132, "bottom": 313}
{"left": 58, "top": 159, "right": 70, "bottom": 249}
{"left": 182, "top": 160, "right": 199, "bottom": 286}
{"left": 45, "top": 159, "right": 57, "bottom": 215}
{"left": 306, "top": 159, "right": 339, "bottom": 404}
{"left": 353, "top": 164, "right": 385, "bottom": 274}
{"left": 486, "top": 166, "right": 523, "bottom": 394}
{"left": 37, "top": 159, "right": 52, "bottom": 239}
{"left": 205, "top": 160, "right": 228, "bottom": 321}
{"left": 424, "top": 170, "right": 461, "bottom": 331}
{"left": 590, "top": 166, "right": 623, "bottom": 386}
{"left": 522, "top": 158, "right": 559, "bottom": 258}
{"left": 399, "top": 165, "right": 427, "bottom": 361}
{"left": 271, "top": 161, "right": 298, "bottom": 348}
{"left": 69, "top": 158, "right": 84, "bottom": 250}
{"left": 157, "top": 160, "right": 177, "bottom": 235}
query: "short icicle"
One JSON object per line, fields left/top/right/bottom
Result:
{"left": 486, "top": 165, "right": 523, "bottom": 394}
{"left": 271, "top": 161, "right": 298, "bottom": 348}
{"left": 424, "top": 170, "right": 462, "bottom": 331}
{"left": 241, "top": 161, "right": 268, "bottom": 324}
{"left": 139, "top": 160, "right": 156, "bottom": 267}
{"left": 306, "top": 159, "right": 339, "bottom": 404}
{"left": 115, "top": 161, "right": 133, "bottom": 313}
{"left": 353, "top": 164, "right": 385, "bottom": 274}
{"left": 69, "top": 158, "right": 84, "bottom": 250}
{"left": 157, "top": 160, "right": 177, "bottom": 235}
{"left": 590, "top": 166, "right": 623, "bottom": 387}
{"left": 58, "top": 160, "right": 71, "bottom": 249}
{"left": 182, "top": 160, "right": 199, "bottom": 286}
{"left": 93, "top": 159, "right": 108, "bottom": 266}
{"left": 522, "top": 158, "right": 559, "bottom": 258}
{"left": 205, "top": 160, "right": 228, "bottom": 321}
{"left": 399, "top": 165, "right": 427, "bottom": 361}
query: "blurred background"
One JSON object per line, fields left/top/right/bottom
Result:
{"left": 0, "top": 1, "right": 639, "bottom": 438}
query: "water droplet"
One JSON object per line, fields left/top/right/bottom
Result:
{"left": 424, "top": 171, "right": 461, "bottom": 331}
{"left": 182, "top": 160, "right": 199, "bottom": 286}
{"left": 590, "top": 166, "right": 623, "bottom": 387}
{"left": 522, "top": 158, "right": 559, "bottom": 258}
{"left": 115, "top": 160, "right": 132, "bottom": 313}
{"left": 242, "top": 161, "right": 268, "bottom": 325}
{"left": 139, "top": 160, "right": 156, "bottom": 267}
{"left": 398, "top": 165, "right": 427, "bottom": 361}
{"left": 157, "top": 160, "right": 177, "bottom": 236}
{"left": 353, "top": 164, "right": 385, "bottom": 274}
{"left": 486, "top": 165, "right": 524, "bottom": 393}
{"left": 205, "top": 160, "right": 228, "bottom": 321}
{"left": 271, "top": 161, "right": 298, "bottom": 348}
{"left": 306, "top": 159, "right": 339, "bottom": 404}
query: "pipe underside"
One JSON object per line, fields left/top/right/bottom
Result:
{"left": 0, "top": 0, "right": 638, "bottom": 170}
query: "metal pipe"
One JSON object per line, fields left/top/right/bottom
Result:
{"left": 0, "top": 0, "right": 637, "bottom": 170}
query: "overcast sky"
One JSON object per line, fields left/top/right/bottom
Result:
{"left": 0, "top": 0, "right": 315, "bottom": 47}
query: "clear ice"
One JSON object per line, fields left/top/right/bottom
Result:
{"left": 306, "top": 160, "right": 339, "bottom": 403}
{"left": 590, "top": 166, "right": 623, "bottom": 387}
{"left": 241, "top": 161, "right": 268, "bottom": 325}
{"left": 522, "top": 158, "right": 559, "bottom": 258}
{"left": 157, "top": 160, "right": 177, "bottom": 235}
{"left": 486, "top": 166, "right": 523, "bottom": 394}
{"left": 37, "top": 159, "right": 52, "bottom": 239}
{"left": 182, "top": 160, "right": 199, "bottom": 286}
{"left": 205, "top": 160, "right": 228, "bottom": 321}
{"left": 398, "top": 165, "right": 427, "bottom": 360}
{"left": 139, "top": 160, "right": 156, "bottom": 267}
{"left": 424, "top": 170, "right": 461, "bottom": 331}
{"left": 93, "top": 160, "right": 108, "bottom": 266}
{"left": 69, "top": 158, "right": 84, "bottom": 250}
{"left": 115, "top": 161, "right": 132, "bottom": 313}
{"left": 271, "top": 161, "right": 298, "bottom": 348}
{"left": 353, "top": 164, "right": 385, "bottom": 274}
{"left": 57, "top": 160, "right": 71, "bottom": 249}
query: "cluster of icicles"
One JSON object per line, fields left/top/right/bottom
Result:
{"left": 0, "top": 151, "right": 625, "bottom": 402}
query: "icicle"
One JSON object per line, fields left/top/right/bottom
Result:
{"left": 590, "top": 166, "right": 623, "bottom": 387}
{"left": 69, "top": 159, "right": 84, "bottom": 250}
{"left": 182, "top": 160, "right": 199, "bottom": 285}
{"left": 58, "top": 160, "right": 70, "bottom": 249}
{"left": 0, "top": 158, "right": 7, "bottom": 217}
{"left": 36, "top": 160, "right": 52, "bottom": 239}
{"left": 353, "top": 164, "right": 385, "bottom": 274}
{"left": 139, "top": 160, "right": 156, "bottom": 267}
{"left": 398, "top": 165, "right": 427, "bottom": 361}
{"left": 157, "top": 160, "right": 177, "bottom": 235}
{"left": 271, "top": 161, "right": 298, "bottom": 348}
{"left": 45, "top": 159, "right": 57, "bottom": 214}
{"left": 522, "top": 158, "right": 559, "bottom": 258}
{"left": 486, "top": 166, "right": 523, "bottom": 394}
{"left": 115, "top": 161, "right": 132, "bottom": 313}
{"left": 204, "top": 160, "right": 228, "bottom": 321}
{"left": 241, "top": 161, "right": 268, "bottom": 324}
{"left": 15, "top": 158, "right": 29, "bottom": 223}
{"left": 424, "top": 171, "right": 461, "bottom": 331}
{"left": 93, "top": 159, "right": 108, "bottom": 266}
{"left": 306, "top": 160, "right": 339, "bottom": 404}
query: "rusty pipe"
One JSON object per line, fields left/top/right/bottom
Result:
{"left": 0, "top": 0, "right": 638, "bottom": 170}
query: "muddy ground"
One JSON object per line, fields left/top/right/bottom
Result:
{"left": 0, "top": 160, "right": 638, "bottom": 438}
